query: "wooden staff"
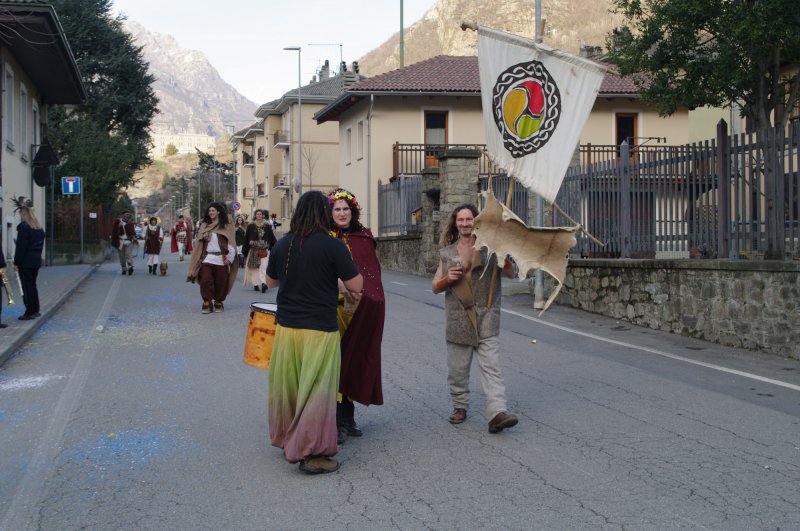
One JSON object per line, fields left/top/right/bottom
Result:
{"left": 486, "top": 176, "right": 516, "bottom": 308}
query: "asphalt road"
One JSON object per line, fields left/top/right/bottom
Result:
{"left": 1, "top": 256, "right": 798, "bottom": 530}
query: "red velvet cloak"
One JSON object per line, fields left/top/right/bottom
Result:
{"left": 337, "top": 228, "right": 385, "bottom": 406}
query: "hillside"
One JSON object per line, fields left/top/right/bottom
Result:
{"left": 123, "top": 20, "right": 257, "bottom": 138}
{"left": 357, "top": 0, "right": 620, "bottom": 76}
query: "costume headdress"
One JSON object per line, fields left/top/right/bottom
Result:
{"left": 327, "top": 188, "right": 359, "bottom": 208}
{"left": 11, "top": 195, "right": 33, "bottom": 213}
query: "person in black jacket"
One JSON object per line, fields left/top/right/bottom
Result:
{"left": 13, "top": 199, "right": 45, "bottom": 320}
{"left": 0, "top": 246, "right": 7, "bottom": 328}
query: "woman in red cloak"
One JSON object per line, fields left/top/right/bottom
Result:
{"left": 328, "top": 188, "right": 385, "bottom": 444}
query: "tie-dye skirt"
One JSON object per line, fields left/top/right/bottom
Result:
{"left": 268, "top": 325, "right": 340, "bottom": 463}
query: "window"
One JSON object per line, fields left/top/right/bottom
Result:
{"left": 31, "top": 100, "right": 38, "bottom": 148}
{"left": 356, "top": 120, "right": 364, "bottom": 160}
{"left": 345, "top": 127, "right": 352, "bottom": 165}
{"left": 5, "top": 66, "right": 14, "bottom": 149}
{"left": 615, "top": 112, "right": 638, "bottom": 157}
{"left": 424, "top": 111, "right": 448, "bottom": 168}
{"left": 19, "top": 83, "right": 27, "bottom": 160}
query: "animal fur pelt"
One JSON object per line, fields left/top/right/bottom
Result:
{"left": 159, "top": 262, "right": 168, "bottom": 276}
{"left": 472, "top": 190, "right": 577, "bottom": 313}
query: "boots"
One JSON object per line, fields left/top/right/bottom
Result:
{"left": 152, "top": 264, "right": 158, "bottom": 275}
{"left": 148, "top": 265, "right": 154, "bottom": 274}
{"left": 337, "top": 398, "right": 362, "bottom": 443}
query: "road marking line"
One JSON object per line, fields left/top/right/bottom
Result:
{"left": 2, "top": 272, "right": 121, "bottom": 531}
{"left": 502, "top": 308, "right": 800, "bottom": 393}
{"left": 390, "top": 281, "right": 408, "bottom": 286}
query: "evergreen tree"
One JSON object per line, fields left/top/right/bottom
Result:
{"left": 47, "top": 0, "right": 158, "bottom": 207}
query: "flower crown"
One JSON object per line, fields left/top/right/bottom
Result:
{"left": 327, "top": 188, "right": 359, "bottom": 208}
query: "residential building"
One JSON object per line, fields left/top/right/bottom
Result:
{"left": 230, "top": 122, "right": 264, "bottom": 219}
{"left": 0, "top": 1, "right": 86, "bottom": 260}
{"left": 150, "top": 131, "right": 217, "bottom": 158}
{"left": 315, "top": 55, "right": 695, "bottom": 231}
{"left": 231, "top": 60, "right": 362, "bottom": 223}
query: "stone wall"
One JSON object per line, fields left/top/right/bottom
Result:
{"left": 376, "top": 148, "right": 800, "bottom": 359}
{"left": 557, "top": 259, "right": 800, "bottom": 359}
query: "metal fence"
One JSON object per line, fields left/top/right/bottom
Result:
{"left": 556, "top": 121, "right": 800, "bottom": 259}
{"left": 378, "top": 175, "right": 422, "bottom": 235}
{"left": 479, "top": 174, "right": 530, "bottom": 223}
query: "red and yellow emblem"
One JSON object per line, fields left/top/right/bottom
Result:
{"left": 492, "top": 61, "right": 561, "bottom": 157}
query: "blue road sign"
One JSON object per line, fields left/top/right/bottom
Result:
{"left": 62, "top": 176, "right": 81, "bottom": 195}
{"left": 232, "top": 201, "right": 241, "bottom": 211}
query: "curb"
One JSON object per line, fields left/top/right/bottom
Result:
{"left": 0, "top": 264, "right": 98, "bottom": 367}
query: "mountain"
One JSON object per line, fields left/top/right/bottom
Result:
{"left": 357, "top": 0, "right": 621, "bottom": 76}
{"left": 123, "top": 20, "right": 257, "bottom": 138}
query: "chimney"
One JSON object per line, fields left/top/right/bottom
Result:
{"left": 579, "top": 44, "right": 603, "bottom": 60}
{"left": 351, "top": 61, "right": 359, "bottom": 74}
{"left": 319, "top": 59, "right": 330, "bottom": 80}
{"left": 340, "top": 61, "right": 348, "bottom": 73}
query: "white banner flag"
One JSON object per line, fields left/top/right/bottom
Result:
{"left": 478, "top": 26, "right": 606, "bottom": 203}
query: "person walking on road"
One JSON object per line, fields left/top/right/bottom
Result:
{"left": 431, "top": 204, "right": 519, "bottom": 434}
{"left": 187, "top": 202, "right": 238, "bottom": 314}
{"left": 13, "top": 197, "right": 45, "bottom": 321}
{"left": 327, "top": 188, "right": 385, "bottom": 444}
{"left": 112, "top": 210, "right": 137, "bottom": 275}
{"left": 234, "top": 214, "right": 247, "bottom": 268}
{"left": 170, "top": 214, "right": 193, "bottom": 261}
{"left": 265, "top": 191, "right": 363, "bottom": 475}
{"left": 143, "top": 216, "right": 164, "bottom": 275}
{"left": 242, "top": 209, "right": 276, "bottom": 293}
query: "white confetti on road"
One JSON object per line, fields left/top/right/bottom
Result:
{"left": 0, "top": 374, "right": 66, "bottom": 392}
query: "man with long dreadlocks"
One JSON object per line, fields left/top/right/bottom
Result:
{"left": 265, "top": 191, "right": 363, "bottom": 475}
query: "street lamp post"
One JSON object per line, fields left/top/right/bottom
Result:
{"left": 284, "top": 46, "right": 302, "bottom": 199}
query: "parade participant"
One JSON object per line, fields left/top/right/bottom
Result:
{"left": 327, "top": 188, "right": 385, "bottom": 444}
{"left": 270, "top": 213, "right": 282, "bottom": 230}
{"left": 242, "top": 209, "right": 276, "bottom": 293}
{"left": 0, "top": 246, "right": 7, "bottom": 328}
{"left": 186, "top": 202, "right": 238, "bottom": 314}
{"left": 112, "top": 210, "right": 137, "bottom": 275}
{"left": 431, "top": 204, "right": 519, "bottom": 434}
{"left": 265, "top": 191, "right": 363, "bottom": 475}
{"left": 143, "top": 216, "right": 164, "bottom": 275}
{"left": 13, "top": 197, "right": 46, "bottom": 320}
{"left": 170, "top": 214, "right": 193, "bottom": 261}
{"left": 235, "top": 214, "right": 247, "bottom": 268}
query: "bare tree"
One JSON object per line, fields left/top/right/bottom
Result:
{"left": 302, "top": 144, "right": 320, "bottom": 191}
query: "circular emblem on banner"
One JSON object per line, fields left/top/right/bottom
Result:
{"left": 492, "top": 60, "right": 561, "bottom": 158}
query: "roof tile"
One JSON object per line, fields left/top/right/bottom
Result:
{"left": 351, "top": 56, "right": 644, "bottom": 95}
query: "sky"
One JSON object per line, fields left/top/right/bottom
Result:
{"left": 112, "top": 0, "right": 438, "bottom": 107}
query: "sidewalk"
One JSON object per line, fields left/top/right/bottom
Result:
{"left": 0, "top": 263, "right": 96, "bottom": 367}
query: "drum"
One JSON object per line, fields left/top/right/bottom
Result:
{"left": 243, "top": 302, "right": 277, "bottom": 370}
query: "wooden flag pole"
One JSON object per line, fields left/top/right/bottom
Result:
{"left": 486, "top": 176, "right": 515, "bottom": 308}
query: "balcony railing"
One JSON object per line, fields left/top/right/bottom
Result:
{"left": 392, "top": 143, "right": 500, "bottom": 179}
{"left": 273, "top": 173, "right": 290, "bottom": 189}
{"left": 273, "top": 130, "right": 290, "bottom": 149}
